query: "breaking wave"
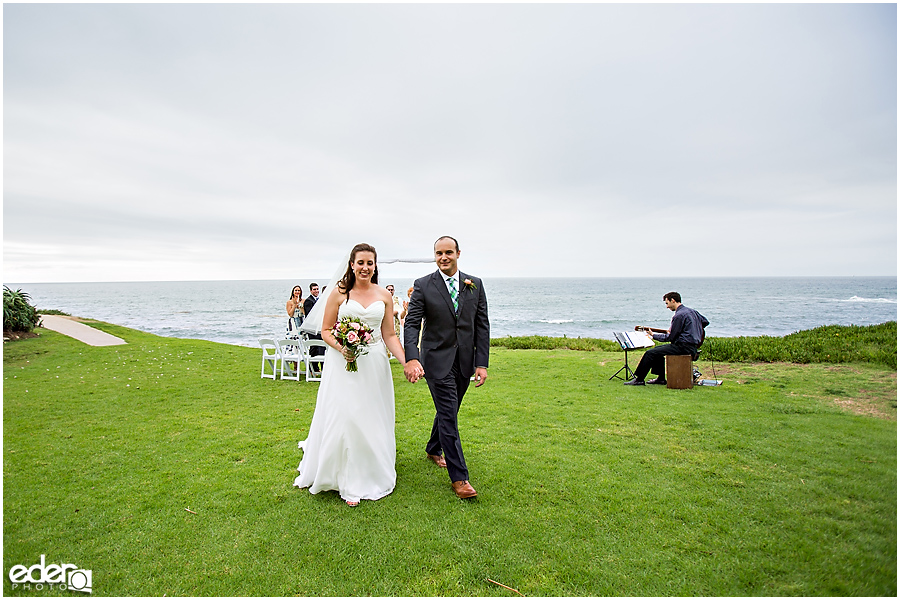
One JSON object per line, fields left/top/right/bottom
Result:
{"left": 846, "top": 296, "right": 896, "bottom": 304}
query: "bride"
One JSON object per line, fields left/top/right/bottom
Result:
{"left": 293, "top": 243, "right": 406, "bottom": 506}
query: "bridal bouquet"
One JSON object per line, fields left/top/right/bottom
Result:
{"left": 331, "top": 316, "right": 375, "bottom": 372}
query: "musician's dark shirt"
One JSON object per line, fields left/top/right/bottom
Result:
{"left": 652, "top": 305, "right": 709, "bottom": 347}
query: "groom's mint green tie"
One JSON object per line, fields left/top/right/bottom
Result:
{"left": 448, "top": 277, "right": 459, "bottom": 311}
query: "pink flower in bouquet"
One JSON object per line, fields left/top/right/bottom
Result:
{"left": 331, "top": 315, "right": 376, "bottom": 372}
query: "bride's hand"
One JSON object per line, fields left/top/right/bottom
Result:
{"left": 341, "top": 346, "right": 355, "bottom": 362}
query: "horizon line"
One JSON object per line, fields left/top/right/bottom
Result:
{"left": 5, "top": 274, "right": 897, "bottom": 286}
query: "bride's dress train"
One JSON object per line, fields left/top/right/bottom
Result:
{"left": 293, "top": 299, "right": 396, "bottom": 503}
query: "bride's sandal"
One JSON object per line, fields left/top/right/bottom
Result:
{"left": 346, "top": 500, "right": 359, "bottom": 507}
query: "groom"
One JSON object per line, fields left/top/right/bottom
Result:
{"left": 404, "top": 236, "right": 490, "bottom": 499}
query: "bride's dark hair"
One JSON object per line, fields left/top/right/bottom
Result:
{"left": 337, "top": 243, "right": 379, "bottom": 294}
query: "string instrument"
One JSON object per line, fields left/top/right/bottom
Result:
{"left": 634, "top": 325, "right": 705, "bottom": 348}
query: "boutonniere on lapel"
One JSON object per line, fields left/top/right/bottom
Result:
{"left": 463, "top": 278, "right": 477, "bottom": 292}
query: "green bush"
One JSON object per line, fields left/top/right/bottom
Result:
{"left": 701, "top": 322, "right": 897, "bottom": 368}
{"left": 3, "top": 286, "right": 40, "bottom": 332}
{"left": 36, "top": 308, "right": 71, "bottom": 316}
{"left": 491, "top": 323, "right": 897, "bottom": 368}
{"left": 491, "top": 335, "right": 621, "bottom": 352}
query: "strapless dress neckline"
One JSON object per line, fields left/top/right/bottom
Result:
{"left": 345, "top": 299, "right": 385, "bottom": 311}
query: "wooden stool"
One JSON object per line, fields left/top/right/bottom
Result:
{"left": 665, "top": 355, "right": 693, "bottom": 389}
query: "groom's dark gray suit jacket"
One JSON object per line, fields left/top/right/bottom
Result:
{"left": 404, "top": 270, "right": 490, "bottom": 380}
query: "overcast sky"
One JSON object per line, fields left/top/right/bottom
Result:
{"left": 4, "top": 2, "right": 897, "bottom": 283}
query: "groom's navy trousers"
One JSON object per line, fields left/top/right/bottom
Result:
{"left": 425, "top": 353, "right": 471, "bottom": 483}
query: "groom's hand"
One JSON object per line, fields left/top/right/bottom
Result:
{"left": 473, "top": 367, "right": 488, "bottom": 387}
{"left": 404, "top": 359, "right": 424, "bottom": 383}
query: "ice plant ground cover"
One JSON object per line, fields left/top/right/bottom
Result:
{"left": 3, "top": 321, "right": 896, "bottom": 596}
{"left": 491, "top": 322, "right": 897, "bottom": 368}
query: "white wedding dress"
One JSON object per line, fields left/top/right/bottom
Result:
{"left": 293, "top": 299, "right": 396, "bottom": 503}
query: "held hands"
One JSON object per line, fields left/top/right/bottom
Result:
{"left": 404, "top": 359, "right": 425, "bottom": 383}
{"left": 403, "top": 362, "right": 487, "bottom": 387}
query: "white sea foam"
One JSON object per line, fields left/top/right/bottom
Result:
{"left": 845, "top": 296, "right": 897, "bottom": 304}
{"left": 539, "top": 319, "right": 574, "bottom": 324}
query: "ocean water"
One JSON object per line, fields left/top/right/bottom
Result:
{"left": 11, "top": 277, "right": 897, "bottom": 348}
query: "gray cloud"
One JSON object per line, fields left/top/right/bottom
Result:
{"left": 4, "top": 3, "right": 896, "bottom": 282}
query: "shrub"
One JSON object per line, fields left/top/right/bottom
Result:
{"left": 701, "top": 322, "right": 897, "bottom": 368}
{"left": 491, "top": 335, "right": 621, "bottom": 352}
{"left": 37, "top": 309, "right": 71, "bottom": 316}
{"left": 491, "top": 323, "right": 897, "bottom": 368}
{"left": 3, "top": 286, "right": 40, "bottom": 332}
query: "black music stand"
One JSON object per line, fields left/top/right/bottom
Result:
{"left": 610, "top": 331, "right": 654, "bottom": 381}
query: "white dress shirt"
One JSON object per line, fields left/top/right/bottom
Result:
{"left": 441, "top": 271, "right": 460, "bottom": 299}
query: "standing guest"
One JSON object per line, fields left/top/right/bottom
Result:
{"left": 401, "top": 286, "right": 415, "bottom": 323}
{"left": 385, "top": 284, "right": 402, "bottom": 338}
{"left": 404, "top": 236, "right": 490, "bottom": 500}
{"left": 303, "top": 283, "right": 325, "bottom": 370}
{"left": 401, "top": 285, "right": 419, "bottom": 348}
{"left": 286, "top": 285, "right": 305, "bottom": 332}
{"left": 625, "top": 292, "right": 709, "bottom": 386}
{"left": 303, "top": 283, "right": 320, "bottom": 317}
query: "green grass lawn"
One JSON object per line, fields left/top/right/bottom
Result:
{"left": 4, "top": 322, "right": 896, "bottom": 596}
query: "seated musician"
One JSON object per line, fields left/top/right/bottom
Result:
{"left": 625, "top": 292, "right": 709, "bottom": 386}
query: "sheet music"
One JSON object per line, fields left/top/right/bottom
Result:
{"left": 613, "top": 330, "right": 654, "bottom": 349}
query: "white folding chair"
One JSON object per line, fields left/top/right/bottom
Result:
{"left": 259, "top": 338, "right": 281, "bottom": 379}
{"left": 300, "top": 334, "right": 327, "bottom": 382}
{"left": 277, "top": 338, "right": 304, "bottom": 381}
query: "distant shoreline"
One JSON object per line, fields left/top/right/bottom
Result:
{"left": 7, "top": 274, "right": 899, "bottom": 286}
{"left": 16, "top": 277, "right": 897, "bottom": 348}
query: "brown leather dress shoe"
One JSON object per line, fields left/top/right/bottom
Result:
{"left": 427, "top": 453, "right": 447, "bottom": 468}
{"left": 451, "top": 480, "right": 477, "bottom": 499}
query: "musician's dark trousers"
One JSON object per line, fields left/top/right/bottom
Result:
{"left": 425, "top": 353, "right": 470, "bottom": 483}
{"left": 633, "top": 342, "right": 696, "bottom": 381}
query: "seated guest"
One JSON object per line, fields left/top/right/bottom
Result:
{"left": 625, "top": 292, "right": 709, "bottom": 386}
